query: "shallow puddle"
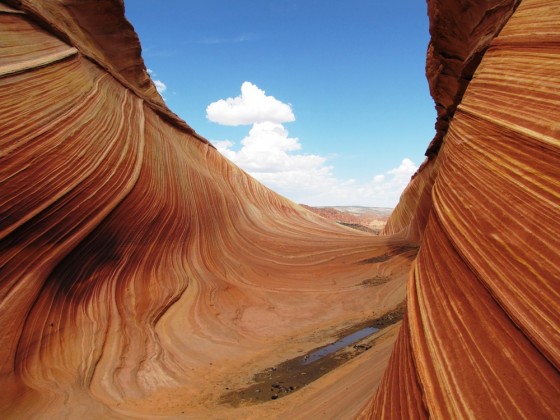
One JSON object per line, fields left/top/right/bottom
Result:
{"left": 302, "top": 327, "right": 379, "bottom": 365}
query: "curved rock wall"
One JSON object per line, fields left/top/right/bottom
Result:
{"left": 1, "top": 2, "right": 412, "bottom": 417}
{"left": 368, "top": 0, "right": 560, "bottom": 417}
{"left": 425, "top": 0, "right": 520, "bottom": 155}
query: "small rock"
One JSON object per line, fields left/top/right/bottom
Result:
{"left": 271, "top": 394, "right": 278, "bottom": 400}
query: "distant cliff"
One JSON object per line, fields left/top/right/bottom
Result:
{"left": 301, "top": 205, "right": 391, "bottom": 233}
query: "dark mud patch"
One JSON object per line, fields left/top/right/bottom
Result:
{"left": 360, "top": 275, "right": 392, "bottom": 286}
{"left": 358, "top": 244, "right": 419, "bottom": 264}
{"left": 220, "top": 302, "right": 405, "bottom": 406}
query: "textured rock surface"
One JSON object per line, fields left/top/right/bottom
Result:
{"left": 374, "top": 0, "right": 560, "bottom": 417}
{"left": 0, "top": 1, "right": 411, "bottom": 418}
{"left": 424, "top": 0, "right": 521, "bottom": 155}
{"left": 1, "top": 0, "right": 559, "bottom": 418}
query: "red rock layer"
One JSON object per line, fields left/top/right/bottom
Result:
{"left": 367, "top": 0, "right": 560, "bottom": 417}
{"left": 0, "top": 2, "right": 412, "bottom": 417}
{"left": 4, "top": 0, "right": 207, "bottom": 140}
{"left": 386, "top": 0, "right": 522, "bottom": 237}
{"left": 424, "top": 0, "right": 520, "bottom": 155}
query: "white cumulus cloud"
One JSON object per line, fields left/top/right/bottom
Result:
{"left": 388, "top": 158, "right": 416, "bottom": 178}
{"left": 153, "top": 79, "right": 167, "bottom": 94}
{"left": 147, "top": 69, "right": 167, "bottom": 95}
{"left": 206, "top": 81, "right": 295, "bottom": 126}
{"left": 216, "top": 121, "right": 326, "bottom": 173}
{"left": 209, "top": 82, "right": 417, "bottom": 207}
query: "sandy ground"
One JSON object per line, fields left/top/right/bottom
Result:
{"left": 168, "top": 323, "right": 401, "bottom": 419}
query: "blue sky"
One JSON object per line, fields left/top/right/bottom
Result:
{"left": 124, "top": 1, "right": 434, "bottom": 207}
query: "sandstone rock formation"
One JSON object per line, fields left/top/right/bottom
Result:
{"left": 373, "top": 0, "right": 560, "bottom": 417}
{"left": 0, "top": 1, "right": 412, "bottom": 417}
{"left": 0, "top": 0, "right": 558, "bottom": 418}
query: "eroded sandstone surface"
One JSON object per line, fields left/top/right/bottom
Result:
{"left": 374, "top": 0, "right": 560, "bottom": 418}
{"left": 0, "top": 0, "right": 558, "bottom": 418}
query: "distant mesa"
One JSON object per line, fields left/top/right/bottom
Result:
{"left": 301, "top": 205, "right": 392, "bottom": 234}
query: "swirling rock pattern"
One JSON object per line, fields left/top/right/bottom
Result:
{"left": 0, "top": 0, "right": 558, "bottom": 418}
{"left": 0, "top": 1, "right": 412, "bottom": 418}
{"left": 371, "top": 0, "right": 560, "bottom": 418}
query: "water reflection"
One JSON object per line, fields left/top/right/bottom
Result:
{"left": 302, "top": 326, "right": 379, "bottom": 365}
